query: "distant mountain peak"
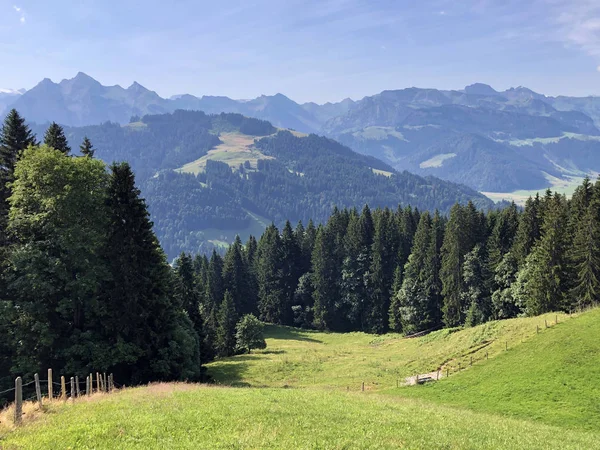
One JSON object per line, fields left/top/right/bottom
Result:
{"left": 464, "top": 83, "right": 499, "bottom": 96}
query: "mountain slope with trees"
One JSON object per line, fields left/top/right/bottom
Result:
{"left": 27, "top": 110, "right": 492, "bottom": 258}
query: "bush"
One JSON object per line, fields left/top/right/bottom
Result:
{"left": 235, "top": 315, "right": 267, "bottom": 354}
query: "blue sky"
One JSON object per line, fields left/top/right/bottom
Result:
{"left": 1, "top": 0, "right": 600, "bottom": 103}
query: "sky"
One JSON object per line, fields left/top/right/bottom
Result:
{"left": 1, "top": 0, "right": 600, "bottom": 103}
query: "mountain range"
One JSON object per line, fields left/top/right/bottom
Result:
{"left": 3, "top": 73, "right": 600, "bottom": 194}
{"left": 27, "top": 110, "right": 493, "bottom": 258}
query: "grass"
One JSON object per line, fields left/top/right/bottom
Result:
{"left": 1, "top": 309, "right": 597, "bottom": 449}
{"left": 482, "top": 172, "right": 585, "bottom": 205}
{"left": 419, "top": 153, "right": 457, "bottom": 169}
{"left": 207, "top": 311, "right": 571, "bottom": 390}
{"left": 393, "top": 307, "right": 600, "bottom": 431}
{"left": 2, "top": 384, "right": 599, "bottom": 449}
{"left": 176, "top": 132, "right": 274, "bottom": 175}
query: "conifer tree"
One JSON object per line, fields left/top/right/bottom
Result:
{"left": 100, "top": 162, "right": 201, "bottom": 382}
{"left": 174, "top": 252, "right": 203, "bottom": 337}
{"left": 388, "top": 266, "right": 404, "bottom": 332}
{"left": 491, "top": 252, "right": 520, "bottom": 319}
{"left": 281, "top": 221, "right": 301, "bottom": 325}
{"left": 440, "top": 204, "right": 466, "bottom": 326}
{"left": 0, "top": 109, "right": 36, "bottom": 245}
{"left": 43, "top": 122, "right": 71, "bottom": 154}
{"left": 569, "top": 179, "right": 600, "bottom": 308}
{"left": 312, "top": 225, "right": 338, "bottom": 329}
{"left": 216, "top": 290, "right": 237, "bottom": 357}
{"left": 340, "top": 209, "right": 369, "bottom": 330}
{"left": 256, "top": 224, "right": 285, "bottom": 323}
{"left": 367, "top": 208, "right": 396, "bottom": 333}
{"left": 395, "top": 212, "right": 437, "bottom": 334}
{"left": 463, "top": 245, "right": 492, "bottom": 326}
{"left": 522, "top": 193, "right": 569, "bottom": 315}
{"left": 80, "top": 136, "right": 95, "bottom": 157}
{"left": 222, "top": 235, "right": 251, "bottom": 315}
{"left": 512, "top": 194, "right": 541, "bottom": 266}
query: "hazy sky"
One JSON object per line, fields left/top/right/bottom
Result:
{"left": 1, "top": 0, "right": 600, "bottom": 103}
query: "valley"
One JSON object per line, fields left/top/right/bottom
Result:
{"left": 2, "top": 308, "right": 598, "bottom": 449}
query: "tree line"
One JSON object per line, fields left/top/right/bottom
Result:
{"left": 0, "top": 110, "right": 264, "bottom": 402}
{"left": 188, "top": 177, "right": 599, "bottom": 340}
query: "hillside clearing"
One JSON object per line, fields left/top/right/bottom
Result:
{"left": 207, "top": 311, "right": 571, "bottom": 390}
{"left": 176, "top": 132, "right": 274, "bottom": 175}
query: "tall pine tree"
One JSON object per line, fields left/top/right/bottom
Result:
{"left": 43, "top": 122, "right": 71, "bottom": 154}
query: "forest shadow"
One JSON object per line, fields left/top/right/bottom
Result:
{"left": 264, "top": 325, "right": 323, "bottom": 343}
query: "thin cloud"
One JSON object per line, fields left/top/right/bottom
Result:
{"left": 544, "top": 0, "right": 600, "bottom": 58}
{"left": 13, "top": 5, "right": 26, "bottom": 24}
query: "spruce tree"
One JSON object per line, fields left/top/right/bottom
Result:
{"left": 312, "top": 225, "right": 338, "bottom": 330}
{"left": 0, "top": 109, "right": 36, "bottom": 245}
{"left": 80, "top": 136, "right": 95, "bottom": 157}
{"left": 174, "top": 252, "right": 203, "bottom": 338}
{"left": 43, "top": 122, "right": 71, "bottom": 154}
{"left": 100, "top": 162, "right": 201, "bottom": 382}
{"left": 463, "top": 245, "right": 492, "bottom": 326}
{"left": 281, "top": 221, "right": 301, "bottom": 325}
{"left": 388, "top": 266, "right": 404, "bottom": 332}
{"left": 222, "top": 235, "right": 251, "bottom": 315}
{"left": 256, "top": 224, "right": 284, "bottom": 323}
{"left": 395, "top": 212, "right": 436, "bottom": 334}
{"left": 367, "top": 208, "right": 396, "bottom": 333}
{"left": 216, "top": 290, "right": 237, "bottom": 357}
{"left": 569, "top": 179, "right": 600, "bottom": 308}
{"left": 440, "top": 204, "right": 466, "bottom": 327}
{"left": 522, "top": 193, "right": 569, "bottom": 315}
{"left": 512, "top": 194, "right": 541, "bottom": 267}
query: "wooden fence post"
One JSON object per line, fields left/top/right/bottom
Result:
{"left": 437, "top": 370, "right": 440, "bottom": 380}
{"left": 14, "top": 377, "right": 22, "bottom": 425}
{"left": 96, "top": 373, "right": 101, "bottom": 393}
{"left": 505, "top": 341, "right": 508, "bottom": 351}
{"left": 470, "top": 356, "right": 473, "bottom": 366}
{"left": 70, "top": 377, "right": 75, "bottom": 401}
{"left": 103, "top": 373, "right": 107, "bottom": 393}
{"left": 48, "top": 368, "right": 53, "bottom": 400}
{"left": 361, "top": 382, "right": 365, "bottom": 391}
{"left": 89, "top": 373, "right": 93, "bottom": 394}
{"left": 61, "top": 376, "right": 66, "bottom": 401}
{"left": 416, "top": 374, "right": 419, "bottom": 384}
{"left": 76, "top": 376, "right": 80, "bottom": 397}
{"left": 34, "top": 373, "right": 42, "bottom": 408}
{"left": 446, "top": 368, "right": 449, "bottom": 378}
{"left": 86, "top": 376, "right": 89, "bottom": 396}
{"left": 545, "top": 319, "right": 548, "bottom": 328}
{"left": 486, "top": 351, "right": 488, "bottom": 360}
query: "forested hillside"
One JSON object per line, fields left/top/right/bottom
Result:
{"left": 30, "top": 110, "right": 492, "bottom": 258}
{"left": 181, "top": 177, "right": 599, "bottom": 336}
{"left": 7, "top": 73, "right": 600, "bottom": 194}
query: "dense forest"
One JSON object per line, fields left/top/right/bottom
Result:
{"left": 184, "top": 179, "right": 599, "bottom": 337}
{"left": 0, "top": 111, "right": 263, "bottom": 403}
{"left": 33, "top": 110, "right": 493, "bottom": 258}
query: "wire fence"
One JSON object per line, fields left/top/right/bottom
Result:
{"left": 3, "top": 369, "right": 117, "bottom": 426}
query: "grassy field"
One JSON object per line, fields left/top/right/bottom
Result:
{"left": 207, "top": 311, "right": 571, "bottom": 390}
{"left": 482, "top": 172, "right": 585, "bottom": 205}
{"left": 394, "top": 307, "right": 600, "bottom": 431}
{"left": 176, "top": 132, "right": 274, "bottom": 175}
{"left": 1, "top": 309, "right": 598, "bottom": 449}
{"left": 2, "top": 384, "right": 598, "bottom": 449}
